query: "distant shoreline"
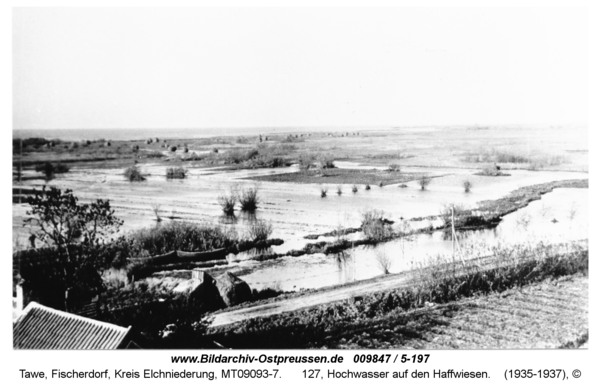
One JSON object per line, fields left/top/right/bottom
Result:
{"left": 12, "top": 126, "right": 394, "bottom": 142}
{"left": 13, "top": 124, "right": 585, "bottom": 142}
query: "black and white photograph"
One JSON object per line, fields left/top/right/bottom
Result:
{"left": 10, "top": 4, "right": 591, "bottom": 353}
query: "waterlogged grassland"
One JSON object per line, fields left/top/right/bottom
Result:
{"left": 247, "top": 169, "right": 434, "bottom": 186}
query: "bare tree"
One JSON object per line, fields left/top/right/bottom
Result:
{"left": 151, "top": 203, "right": 162, "bottom": 222}
{"left": 374, "top": 249, "right": 393, "bottom": 275}
{"left": 419, "top": 175, "right": 432, "bottom": 190}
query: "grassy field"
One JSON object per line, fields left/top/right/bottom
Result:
{"left": 248, "top": 169, "right": 437, "bottom": 186}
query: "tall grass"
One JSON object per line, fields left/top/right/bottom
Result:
{"left": 387, "top": 163, "right": 401, "bottom": 172}
{"left": 246, "top": 219, "right": 274, "bottom": 242}
{"left": 462, "top": 149, "right": 531, "bottom": 164}
{"left": 239, "top": 185, "right": 260, "bottom": 211}
{"left": 361, "top": 209, "right": 393, "bottom": 241}
{"left": 205, "top": 146, "right": 290, "bottom": 168}
{"left": 463, "top": 148, "right": 568, "bottom": 169}
{"left": 298, "top": 153, "right": 315, "bottom": 174}
{"left": 124, "top": 222, "right": 238, "bottom": 257}
{"left": 218, "top": 186, "right": 238, "bottom": 216}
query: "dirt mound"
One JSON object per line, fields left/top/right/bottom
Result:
{"left": 185, "top": 271, "right": 225, "bottom": 311}
{"left": 216, "top": 272, "right": 253, "bottom": 307}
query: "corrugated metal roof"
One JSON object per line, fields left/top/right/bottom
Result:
{"left": 13, "top": 302, "right": 131, "bottom": 350}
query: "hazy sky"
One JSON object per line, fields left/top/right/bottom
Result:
{"left": 13, "top": 7, "right": 588, "bottom": 129}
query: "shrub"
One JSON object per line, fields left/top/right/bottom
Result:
{"left": 145, "top": 151, "right": 164, "bottom": 159}
{"left": 351, "top": 185, "right": 358, "bottom": 193}
{"left": 318, "top": 156, "right": 335, "bottom": 169}
{"left": 246, "top": 219, "right": 273, "bottom": 242}
{"left": 218, "top": 189, "right": 238, "bottom": 216}
{"left": 477, "top": 164, "right": 510, "bottom": 176}
{"left": 336, "top": 186, "right": 342, "bottom": 196}
{"left": 281, "top": 134, "right": 304, "bottom": 143}
{"left": 124, "top": 165, "right": 145, "bottom": 182}
{"left": 124, "top": 222, "right": 238, "bottom": 257}
{"left": 170, "top": 146, "right": 177, "bottom": 152}
{"left": 212, "top": 148, "right": 219, "bottom": 153}
{"left": 379, "top": 181, "right": 384, "bottom": 187}
{"left": 361, "top": 209, "right": 393, "bottom": 241}
{"left": 132, "top": 145, "right": 139, "bottom": 152}
{"left": 246, "top": 155, "right": 289, "bottom": 169}
{"left": 387, "top": 163, "right": 401, "bottom": 172}
{"left": 184, "top": 147, "right": 189, "bottom": 153}
{"left": 463, "top": 180, "right": 472, "bottom": 193}
{"left": 239, "top": 185, "right": 260, "bottom": 211}
{"left": 439, "top": 203, "right": 469, "bottom": 227}
{"left": 35, "top": 162, "right": 70, "bottom": 181}
{"left": 418, "top": 175, "right": 432, "bottom": 190}
{"left": 298, "top": 153, "right": 316, "bottom": 173}
{"left": 166, "top": 167, "right": 187, "bottom": 179}
{"left": 365, "top": 184, "right": 371, "bottom": 190}
{"left": 320, "top": 186, "right": 328, "bottom": 198}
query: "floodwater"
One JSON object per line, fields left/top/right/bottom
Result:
{"left": 12, "top": 161, "right": 588, "bottom": 252}
{"left": 234, "top": 188, "right": 588, "bottom": 291}
{"left": 12, "top": 160, "right": 588, "bottom": 292}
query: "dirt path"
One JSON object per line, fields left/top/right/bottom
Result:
{"left": 209, "top": 249, "right": 584, "bottom": 328}
{"left": 210, "top": 269, "right": 425, "bottom": 327}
